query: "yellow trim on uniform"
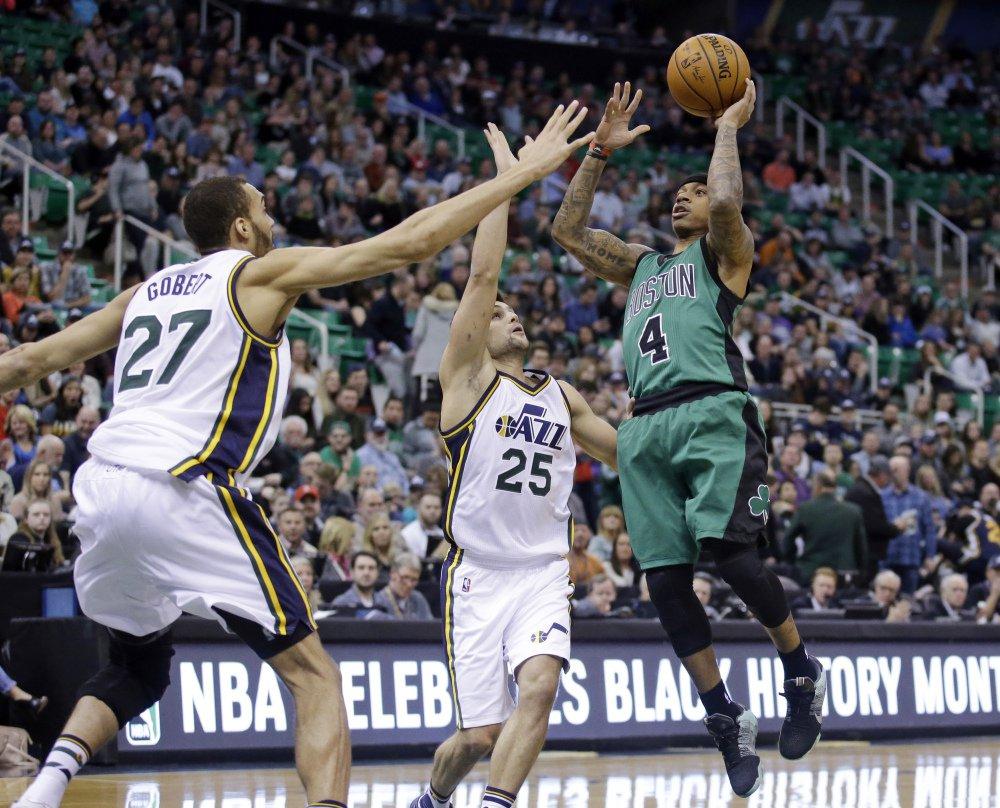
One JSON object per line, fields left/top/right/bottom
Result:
{"left": 440, "top": 374, "right": 501, "bottom": 439}
{"left": 254, "top": 502, "right": 318, "bottom": 629}
{"left": 170, "top": 336, "right": 252, "bottom": 477}
{"left": 218, "top": 486, "right": 288, "bottom": 634}
{"left": 443, "top": 548, "right": 464, "bottom": 728}
{"left": 236, "top": 345, "right": 279, "bottom": 473}
{"left": 444, "top": 423, "right": 475, "bottom": 540}
{"left": 498, "top": 370, "right": 551, "bottom": 396}
{"left": 227, "top": 256, "right": 282, "bottom": 348}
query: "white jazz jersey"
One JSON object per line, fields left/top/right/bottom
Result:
{"left": 442, "top": 370, "right": 575, "bottom": 567}
{"left": 87, "top": 249, "right": 291, "bottom": 487}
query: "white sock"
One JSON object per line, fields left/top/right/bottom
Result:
{"left": 426, "top": 784, "right": 452, "bottom": 807}
{"left": 19, "top": 735, "right": 90, "bottom": 805}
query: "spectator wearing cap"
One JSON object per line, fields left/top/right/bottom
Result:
{"left": 845, "top": 456, "right": 902, "bottom": 580}
{"left": 411, "top": 283, "right": 459, "bottom": 404}
{"left": 365, "top": 274, "right": 411, "bottom": 399}
{"left": 402, "top": 402, "right": 444, "bottom": 476}
{"left": 374, "top": 553, "right": 433, "bottom": 620}
{"left": 400, "top": 493, "right": 446, "bottom": 562}
{"left": 784, "top": 470, "right": 867, "bottom": 583}
{"left": 41, "top": 242, "right": 92, "bottom": 311}
{"left": 357, "top": 419, "right": 410, "bottom": 495}
{"left": 881, "top": 456, "right": 936, "bottom": 593}
{"left": 950, "top": 342, "right": 991, "bottom": 392}
{"left": 277, "top": 506, "right": 318, "bottom": 559}
{"left": 294, "top": 484, "right": 324, "bottom": 544}
{"left": 2, "top": 237, "right": 43, "bottom": 296}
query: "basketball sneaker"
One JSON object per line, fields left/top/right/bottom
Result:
{"left": 778, "top": 657, "right": 827, "bottom": 759}
{"left": 704, "top": 707, "right": 762, "bottom": 798}
{"left": 409, "top": 793, "right": 453, "bottom": 808}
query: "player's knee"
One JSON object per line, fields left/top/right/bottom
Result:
{"left": 706, "top": 541, "right": 790, "bottom": 628}
{"left": 79, "top": 629, "right": 174, "bottom": 727}
{"left": 646, "top": 565, "right": 714, "bottom": 658}
{"left": 515, "top": 664, "right": 561, "bottom": 718}
{"left": 458, "top": 724, "right": 501, "bottom": 758}
{"left": 269, "top": 632, "right": 337, "bottom": 695}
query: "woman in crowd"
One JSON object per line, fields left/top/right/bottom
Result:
{"left": 411, "top": 282, "right": 458, "bottom": 406}
{"left": 604, "top": 532, "right": 640, "bottom": 589}
{"left": 289, "top": 338, "right": 321, "bottom": 396}
{"left": 4, "top": 405, "right": 38, "bottom": 474}
{"left": 290, "top": 555, "right": 322, "bottom": 612}
{"left": 592, "top": 504, "right": 626, "bottom": 561}
{"left": 11, "top": 499, "right": 64, "bottom": 571}
{"left": 9, "top": 459, "right": 67, "bottom": 523}
{"left": 39, "top": 376, "right": 83, "bottom": 437}
{"left": 286, "top": 388, "right": 319, "bottom": 448}
{"left": 318, "top": 516, "right": 355, "bottom": 586}
{"left": 361, "top": 511, "right": 402, "bottom": 585}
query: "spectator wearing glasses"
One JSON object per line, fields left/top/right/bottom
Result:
{"left": 374, "top": 553, "right": 433, "bottom": 620}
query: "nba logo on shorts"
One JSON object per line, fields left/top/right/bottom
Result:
{"left": 462, "top": 577, "right": 471, "bottom": 592}
{"left": 125, "top": 703, "right": 161, "bottom": 746}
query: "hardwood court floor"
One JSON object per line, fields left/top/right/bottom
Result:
{"left": 2, "top": 738, "right": 999, "bottom": 807}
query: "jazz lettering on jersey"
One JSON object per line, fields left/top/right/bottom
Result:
{"left": 624, "top": 262, "right": 697, "bottom": 324}
{"left": 146, "top": 273, "right": 212, "bottom": 302}
{"left": 494, "top": 402, "right": 567, "bottom": 451}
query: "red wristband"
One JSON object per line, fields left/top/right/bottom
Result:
{"left": 588, "top": 141, "right": 613, "bottom": 160}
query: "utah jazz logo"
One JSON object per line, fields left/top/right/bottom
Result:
{"left": 531, "top": 622, "right": 568, "bottom": 644}
{"left": 748, "top": 484, "right": 770, "bottom": 524}
{"left": 495, "top": 403, "right": 567, "bottom": 450}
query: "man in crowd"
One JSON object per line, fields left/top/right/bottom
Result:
{"left": 374, "top": 554, "right": 433, "bottom": 619}
{"left": 331, "top": 551, "right": 387, "bottom": 619}
{"left": 881, "top": 456, "right": 936, "bottom": 593}
{"left": 352, "top": 488, "right": 386, "bottom": 546}
{"left": 41, "top": 242, "right": 92, "bottom": 312}
{"left": 868, "top": 570, "right": 911, "bottom": 622}
{"left": 278, "top": 507, "right": 318, "bottom": 560}
{"left": 567, "top": 521, "right": 604, "bottom": 586}
{"left": 693, "top": 573, "right": 721, "bottom": 621}
{"left": 61, "top": 406, "right": 101, "bottom": 478}
{"left": 572, "top": 574, "right": 617, "bottom": 618}
{"left": 921, "top": 573, "right": 973, "bottom": 621}
{"left": 400, "top": 493, "right": 445, "bottom": 561}
{"left": 791, "top": 567, "right": 839, "bottom": 612}
{"left": 295, "top": 484, "right": 325, "bottom": 545}
{"left": 357, "top": 419, "right": 409, "bottom": 494}
{"left": 402, "top": 402, "right": 444, "bottom": 476}
{"left": 844, "top": 457, "right": 903, "bottom": 580}
{"left": 319, "top": 421, "right": 361, "bottom": 486}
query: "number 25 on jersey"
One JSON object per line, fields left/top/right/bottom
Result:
{"left": 638, "top": 313, "right": 670, "bottom": 365}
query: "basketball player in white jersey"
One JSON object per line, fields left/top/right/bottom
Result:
{"left": 411, "top": 126, "right": 617, "bottom": 808}
{"left": 4, "top": 103, "right": 595, "bottom": 808}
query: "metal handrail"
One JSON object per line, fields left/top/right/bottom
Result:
{"left": 397, "top": 100, "right": 466, "bottom": 160}
{"left": 306, "top": 53, "right": 351, "bottom": 88}
{"left": 770, "top": 401, "right": 882, "bottom": 429}
{"left": 751, "top": 71, "right": 766, "bottom": 124}
{"left": 286, "top": 308, "right": 330, "bottom": 368}
{"left": 908, "top": 199, "right": 970, "bottom": 299}
{"left": 199, "top": 0, "right": 241, "bottom": 50}
{"left": 0, "top": 139, "right": 76, "bottom": 243}
{"left": 775, "top": 96, "right": 828, "bottom": 169}
{"left": 922, "top": 367, "right": 984, "bottom": 426}
{"left": 112, "top": 216, "right": 198, "bottom": 291}
{"left": 778, "top": 291, "right": 879, "bottom": 395}
{"left": 840, "top": 147, "right": 895, "bottom": 234}
{"left": 269, "top": 35, "right": 308, "bottom": 71}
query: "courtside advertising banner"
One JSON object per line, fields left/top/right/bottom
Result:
{"left": 119, "top": 639, "right": 1000, "bottom": 754}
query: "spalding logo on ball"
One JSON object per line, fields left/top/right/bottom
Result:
{"left": 667, "top": 33, "right": 751, "bottom": 118}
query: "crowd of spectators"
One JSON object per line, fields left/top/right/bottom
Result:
{"left": 0, "top": 2, "right": 997, "bottom": 626}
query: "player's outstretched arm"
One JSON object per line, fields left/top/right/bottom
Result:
{"left": 245, "top": 103, "right": 594, "bottom": 299}
{"left": 439, "top": 124, "right": 515, "bottom": 388}
{"left": 558, "top": 379, "right": 617, "bottom": 471}
{"left": 0, "top": 287, "right": 137, "bottom": 393}
{"left": 706, "top": 78, "right": 756, "bottom": 292}
{"left": 553, "top": 81, "right": 651, "bottom": 287}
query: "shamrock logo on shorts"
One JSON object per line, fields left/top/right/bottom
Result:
{"left": 748, "top": 484, "right": 770, "bottom": 524}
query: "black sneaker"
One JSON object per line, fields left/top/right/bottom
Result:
{"left": 409, "top": 793, "right": 452, "bottom": 808}
{"left": 704, "top": 708, "right": 763, "bottom": 798}
{"left": 779, "top": 658, "right": 827, "bottom": 760}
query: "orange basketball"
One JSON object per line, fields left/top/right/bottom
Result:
{"left": 667, "top": 33, "right": 751, "bottom": 118}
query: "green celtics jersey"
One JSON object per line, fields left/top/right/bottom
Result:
{"left": 622, "top": 237, "right": 748, "bottom": 399}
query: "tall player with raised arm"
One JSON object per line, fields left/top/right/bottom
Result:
{"left": 411, "top": 125, "right": 617, "bottom": 808}
{"left": 7, "top": 102, "right": 594, "bottom": 808}
{"left": 553, "top": 81, "right": 826, "bottom": 798}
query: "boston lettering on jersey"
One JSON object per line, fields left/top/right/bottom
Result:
{"left": 146, "top": 272, "right": 212, "bottom": 301}
{"left": 494, "top": 402, "right": 567, "bottom": 451}
{"left": 624, "top": 260, "right": 697, "bottom": 325}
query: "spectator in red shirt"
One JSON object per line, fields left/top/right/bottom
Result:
{"left": 763, "top": 149, "right": 796, "bottom": 192}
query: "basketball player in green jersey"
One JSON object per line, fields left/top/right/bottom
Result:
{"left": 553, "top": 80, "right": 826, "bottom": 797}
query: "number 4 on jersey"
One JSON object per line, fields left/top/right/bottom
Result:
{"left": 638, "top": 313, "right": 670, "bottom": 364}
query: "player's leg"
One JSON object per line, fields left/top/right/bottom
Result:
{"left": 14, "top": 628, "right": 174, "bottom": 808}
{"left": 414, "top": 553, "right": 512, "bottom": 808}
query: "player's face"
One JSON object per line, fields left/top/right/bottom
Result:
{"left": 671, "top": 182, "right": 709, "bottom": 239}
{"left": 487, "top": 301, "right": 529, "bottom": 358}
{"left": 245, "top": 185, "right": 275, "bottom": 256}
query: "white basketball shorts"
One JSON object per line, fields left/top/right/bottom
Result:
{"left": 72, "top": 459, "right": 315, "bottom": 644}
{"left": 440, "top": 548, "right": 573, "bottom": 729}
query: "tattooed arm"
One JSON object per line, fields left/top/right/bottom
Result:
{"left": 707, "top": 79, "right": 757, "bottom": 296}
{"left": 552, "top": 81, "right": 652, "bottom": 287}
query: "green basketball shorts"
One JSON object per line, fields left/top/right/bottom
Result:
{"left": 617, "top": 388, "right": 770, "bottom": 569}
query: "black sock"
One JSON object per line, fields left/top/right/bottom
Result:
{"left": 699, "top": 680, "right": 742, "bottom": 719}
{"left": 308, "top": 801, "right": 347, "bottom": 808}
{"left": 779, "top": 642, "right": 819, "bottom": 681}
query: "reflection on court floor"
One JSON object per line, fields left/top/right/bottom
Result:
{"left": 2, "top": 741, "right": 999, "bottom": 807}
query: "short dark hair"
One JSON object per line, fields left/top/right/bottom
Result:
{"left": 351, "top": 550, "right": 378, "bottom": 569}
{"left": 182, "top": 176, "right": 252, "bottom": 253}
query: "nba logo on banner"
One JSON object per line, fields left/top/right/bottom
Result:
{"left": 462, "top": 577, "right": 471, "bottom": 592}
{"left": 125, "top": 783, "right": 161, "bottom": 808}
{"left": 126, "top": 703, "right": 161, "bottom": 746}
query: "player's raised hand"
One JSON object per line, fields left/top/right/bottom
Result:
{"left": 714, "top": 78, "right": 756, "bottom": 130}
{"left": 595, "top": 81, "right": 651, "bottom": 150}
{"left": 484, "top": 122, "right": 518, "bottom": 174}
{"left": 517, "top": 101, "right": 594, "bottom": 179}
